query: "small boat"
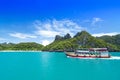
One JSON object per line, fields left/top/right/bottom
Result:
{"left": 65, "top": 48, "right": 110, "bottom": 58}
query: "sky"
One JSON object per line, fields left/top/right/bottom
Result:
{"left": 0, "top": 0, "right": 120, "bottom": 46}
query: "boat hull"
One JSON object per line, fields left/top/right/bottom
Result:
{"left": 65, "top": 53, "right": 110, "bottom": 58}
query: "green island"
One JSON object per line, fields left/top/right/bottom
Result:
{"left": 0, "top": 31, "right": 120, "bottom": 52}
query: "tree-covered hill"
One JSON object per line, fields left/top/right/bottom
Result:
{"left": 98, "top": 34, "right": 120, "bottom": 50}
{"left": 42, "top": 31, "right": 119, "bottom": 51}
{"left": 0, "top": 42, "right": 43, "bottom": 51}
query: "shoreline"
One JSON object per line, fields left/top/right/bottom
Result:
{"left": 0, "top": 50, "right": 42, "bottom": 52}
{"left": 0, "top": 50, "right": 66, "bottom": 53}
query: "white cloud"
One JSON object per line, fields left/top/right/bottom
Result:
{"left": 92, "top": 32, "right": 120, "bottom": 37}
{"left": 37, "top": 30, "right": 60, "bottom": 37}
{"left": 7, "top": 19, "right": 85, "bottom": 45}
{"left": 32, "top": 19, "right": 85, "bottom": 45}
{"left": 34, "top": 19, "right": 84, "bottom": 37}
{"left": 9, "top": 33, "right": 37, "bottom": 39}
{"left": 42, "top": 40, "right": 51, "bottom": 46}
{"left": 91, "top": 17, "right": 103, "bottom": 26}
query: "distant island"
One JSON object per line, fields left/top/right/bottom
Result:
{"left": 42, "top": 31, "right": 120, "bottom": 52}
{"left": 0, "top": 42, "right": 43, "bottom": 51}
{"left": 0, "top": 31, "right": 120, "bottom": 52}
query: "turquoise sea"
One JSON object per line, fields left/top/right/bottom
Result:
{"left": 0, "top": 52, "right": 120, "bottom": 80}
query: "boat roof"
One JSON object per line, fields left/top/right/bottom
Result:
{"left": 89, "top": 48, "right": 108, "bottom": 51}
{"left": 76, "top": 48, "right": 108, "bottom": 52}
{"left": 76, "top": 50, "right": 89, "bottom": 53}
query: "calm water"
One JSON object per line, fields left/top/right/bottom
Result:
{"left": 0, "top": 52, "right": 120, "bottom": 80}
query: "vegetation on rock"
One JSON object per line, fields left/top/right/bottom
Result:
{"left": 0, "top": 42, "right": 43, "bottom": 51}
{"left": 42, "top": 31, "right": 119, "bottom": 51}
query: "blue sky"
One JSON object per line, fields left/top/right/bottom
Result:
{"left": 0, "top": 0, "right": 120, "bottom": 45}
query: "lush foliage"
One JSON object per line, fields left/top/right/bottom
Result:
{"left": 42, "top": 31, "right": 119, "bottom": 51}
{"left": 98, "top": 35, "right": 120, "bottom": 46}
{"left": 0, "top": 42, "right": 43, "bottom": 50}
